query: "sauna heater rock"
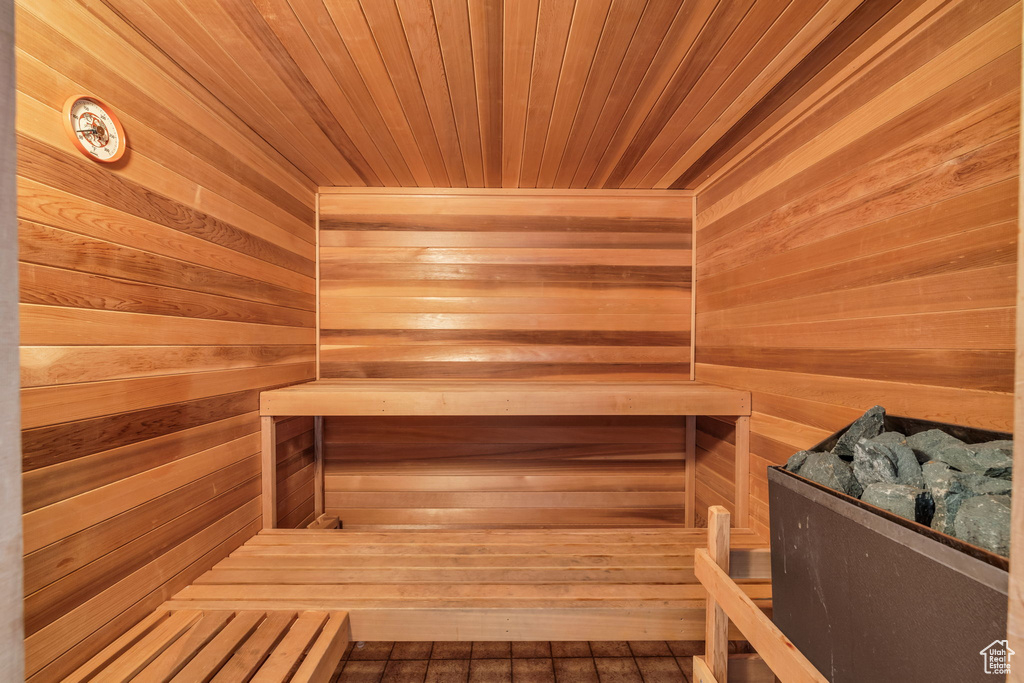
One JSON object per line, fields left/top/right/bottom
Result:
{"left": 768, "top": 416, "right": 1009, "bottom": 683}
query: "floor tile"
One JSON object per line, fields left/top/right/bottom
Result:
{"left": 425, "top": 659, "right": 470, "bottom": 683}
{"left": 431, "top": 642, "right": 473, "bottom": 659}
{"left": 332, "top": 652, "right": 349, "bottom": 680}
{"left": 593, "top": 657, "right": 643, "bottom": 683}
{"left": 381, "top": 659, "right": 428, "bottom": 682}
{"left": 551, "top": 641, "right": 591, "bottom": 658}
{"left": 666, "top": 641, "right": 702, "bottom": 658}
{"left": 589, "top": 641, "right": 632, "bottom": 657}
{"left": 471, "top": 641, "right": 511, "bottom": 658}
{"left": 553, "top": 658, "right": 600, "bottom": 683}
{"left": 468, "top": 658, "right": 511, "bottom": 682}
{"left": 512, "top": 658, "right": 556, "bottom": 683}
{"left": 676, "top": 656, "right": 694, "bottom": 680}
{"left": 338, "top": 660, "right": 387, "bottom": 683}
{"left": 391, "top": 642, "right": 433, "bottom": 660}
{"left": 512, "top": 641, "right": 552, "bottom": 658}
{"left": 635, "top": 656, "right": 684, "bottom": 682}
{"left": 628, "top": 641, "right": 672, "bottom": 657}
{"left": 348, "top": 642, "right": 394, "bottom": 660}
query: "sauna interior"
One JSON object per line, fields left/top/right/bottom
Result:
{"left": 3, "top": 0, "right": 1024, "bottom": 681}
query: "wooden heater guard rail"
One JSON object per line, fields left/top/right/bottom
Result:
{"left": 257, "top": 380, "right": 752, "bottom": 529}
{"left": 693, "top": 506, "right": 827, "bottom": 683}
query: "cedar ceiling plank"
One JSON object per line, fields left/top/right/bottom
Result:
{"left": 468, "top": 0, "right": 504, "bottom": 188}
{"left": 396, "top": 0, "right": 469, "bottom": 187}
{"left": 358, "top": 0, "right": 451, "bottom": 186}
{"left": 551, "top": 0, "right": 651, "bottom": 188}
{"left": 518, "top": 0, "right": 575, "bottom": 188}
{"left": 249, "top": 0, "right": 411, "bottom": 186}
{"left": 218, "top": 0, "right": 381, "bottom": 186}
{"left": 606, "top": 0, "right": 757, "bottom": 189}
{"left": 305, "top": 0, "right": 433, "bottom": 186}
{"left": 433, "top": 0, "right": 486, "bottom": 187}
{"left": 568, "top": 0, "right": 685, "bottom": 188}
{"left": 669, "top": 0, "right": 903, "bottom": 189}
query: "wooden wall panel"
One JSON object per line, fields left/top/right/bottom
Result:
{"left": 318, "top": 189, "right": 692, "bottom": 528}
{"left": 15, "top": 0, "right": 315, "bottom": 679}
{"left": 275, "top": 416, "right": 316, "bottom": 529}
{"left": 318, "top": 190, "right": 692, "bottom": 380}
{"left": 322, "top": 416, "right": 688, "bottom": 529}
{"left": 693, "top": 0, "right": 1020, "bottom": 538}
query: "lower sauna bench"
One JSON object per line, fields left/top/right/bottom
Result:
{"left": 66, "top": 609, "right": 349, "bottom": 682}
{"left": 161, "top": 527, "right": 771, "bottom": 643}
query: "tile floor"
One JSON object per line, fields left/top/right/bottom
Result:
{"left": 330, "top": 640, "right": 751, "bottom": 682}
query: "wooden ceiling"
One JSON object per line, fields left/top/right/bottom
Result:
{"left": 102, "top": 0, "right": 875, "bottom": 189}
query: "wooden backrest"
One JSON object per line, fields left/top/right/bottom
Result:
{"left": 317, "top": 190, "right": 693, "bottom": 381}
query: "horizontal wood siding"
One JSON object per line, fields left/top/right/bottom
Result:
{"left": 319, "top": 191, "right": 692, "bottom": 528}
{"left": 318, "top": 191, "right": 692, "bottom": 381}
{"left": 16, "top": 0, "right": 315, "bottom": 679}
{"left": 693, "top": 0, "right": 1020, "bottom": 537}
{"left": 275, "top": 416, "right": 316, "bottom": 529}
{"left": 322, "top": 416, "right": 688, "bottom": 528}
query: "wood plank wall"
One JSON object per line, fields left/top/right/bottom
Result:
{"left": 275, "top": 416, "right": 316, "bottom": 528}
{"left": 692, "top": 0, "right": 1020, "bottom": 538}
{"left": 317, "top": 190, "right": 693, "bottom": 528}
{"left": 15, "top": 1, "right": 316, "bottom": 679}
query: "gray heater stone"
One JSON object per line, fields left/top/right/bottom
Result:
{"left": 769, "top": 415, "right": 1010, "bottom": 683}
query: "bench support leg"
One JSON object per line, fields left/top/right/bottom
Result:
{"left": 734, "top": 415, "right": 750, "bottom": 529}
{"left": 314, "top": 416, "right": 325, "bottom": 517}
{"left": 705, "top": 505, "right": 731, "bottom": 682}
{"left": 261, "top": 416, "right": 277, "bottom": 529}
{"left": 685, "top": 415, "right": 696, "bottom": 527}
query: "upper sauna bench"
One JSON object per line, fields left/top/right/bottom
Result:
{"left": 259, "top": 379, "right": 751, "bottom": 417}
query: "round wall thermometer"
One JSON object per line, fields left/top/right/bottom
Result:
{"left": 62, "top": 95, "right": 126, "bottom": 163}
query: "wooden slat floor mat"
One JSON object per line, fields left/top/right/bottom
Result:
{"left": 66, "top": 608, "right": 349, "bottom": 683}
{"left": 164, "top": 528, "right": 770, "bottom": 642}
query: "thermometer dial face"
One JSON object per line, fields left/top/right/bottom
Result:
{"left": 62, "top": 96, "right": 126, "bottom": 163}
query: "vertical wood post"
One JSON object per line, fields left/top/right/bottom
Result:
{"left": 705, "top": 505, "right": 731, "bottom": 683}
{"left": 1007, "top": 10, "right": 1024, "bottom": 674}
{"left": 685, "top": 415, "right": 697, "bottom": 527}
{"left": 261, "top": 416, "right": 278, "bottom": 529}
{"left": 734, "top": 415, "right": 750, "bottom": 528}
{"left": 314, "top": 192, "right": 321, "bottom": 380}
{"left": 314, "top": 416, "right": 325, "bottom": 517}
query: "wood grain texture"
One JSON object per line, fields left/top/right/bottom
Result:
{"left": 318, "top": 412, "right": 686, "bottom": 530}
{"left": 66, "top": 608, "right": 348, "bottom": 683}
{"left": 318, "top": 190, "right": 692, "bottom": 380}
{"left": 101, "top": 0, "right": 855, "bottom": 188}
{"left": 16, "top": 0, "right": 315, "bottom": 678}
{"left": 692, "top": 0, "right": 1020, "bottom": 538}
{"left": 315, "top": 190, "right": 693, "bottom": 528}
{"left": 166, "top": 527, "right": 768, "bottom": 641}
{"left": 274, "top": 416, "right": 315, "bottom": 530}
{"left": 1009, "top": 0, "right": 1024, "bottom": 668}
